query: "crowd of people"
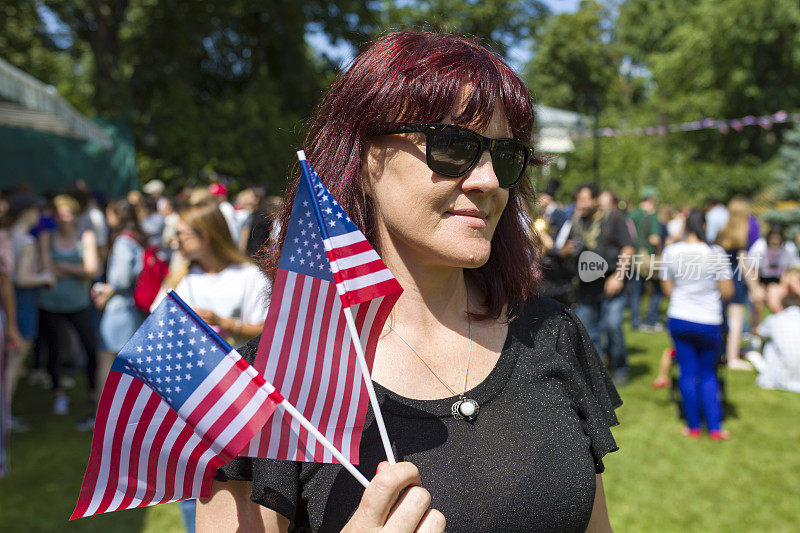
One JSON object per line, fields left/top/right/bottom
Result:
{"left": 533, "top": 178, "right": 800, "bottom": 437}
{"left": 2, "top": 177, "right": 800, "bottom": 441}
{"left": 0, "top": 180, "right": 281, "bottom": 436}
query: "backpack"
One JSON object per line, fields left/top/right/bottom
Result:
{"left": 133, "top": 245, "right": 169, "bottom": 312}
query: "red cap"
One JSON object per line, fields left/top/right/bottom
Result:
{"left": 208, "top": 183, "right": 227, "bottom": 197}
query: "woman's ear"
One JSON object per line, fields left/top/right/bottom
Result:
{"left": 360, "top": 144, "right": 373, "bottom": 197}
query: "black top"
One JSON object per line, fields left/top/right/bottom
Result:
{"left": 568, "top": 209, "right": 635, "bottom": 302}
{"left": 216, "top": 296, "right": 621, "bottom": 532}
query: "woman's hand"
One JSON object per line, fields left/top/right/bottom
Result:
{"left": 195, "top": 308, "right": 220, "bottom": 326}
{"left": 342, "top": 462, "right": 445, "bottom": 533}
{"left": 91, "top": 282, "right": 114, "bottom": 310}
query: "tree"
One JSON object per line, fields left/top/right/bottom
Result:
{"left": 377, "top": 0, "right": 550, "bottom": 57}
{"left": 765, "top": 124, "right": 800, "bottom": 238}
{"left": 525, "top": 1, "right": 619, "bottom": 115}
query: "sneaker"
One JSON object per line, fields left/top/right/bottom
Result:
{"left": 612, "top": 369, "right": 630, "bottom": 387}
{"left": 28, "top": 369, "right": 51, "bottom": 388}
{"left": 682, "top": 427, "right": 702, "bottom": 439}
{"left": 76, "top": 417, "right": 95, "bottom": 432}
{"left": 53, "top": 395, "right": 69, "bottom": 415}
{"left": 727, "top": 358, "right": 753, "bottom": 371}
{"left": 710, "top": 429, "right": 731, "bottom": 441}
{"left": 8, "top": 416, "right": 30, "bottom": 433}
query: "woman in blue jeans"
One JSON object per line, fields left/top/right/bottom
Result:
{"left": 660, "top": 210, "right": 734, "bottom": 440}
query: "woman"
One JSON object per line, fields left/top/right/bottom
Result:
{"left": 154, "top": 201, "right": 270, "bottom": 349}
{"left": 661, "top": 210, "right": 735, "bottom": 439}
{"left": 38, "top": 194, "right": 100, "bottom": 416}
{"left": 198, "top": 32, "right": 620, "bottom": 532}
{"left": 747, "top": 226, "right": 799, "bottom": 329}
{"left": 90, "top": 200, "right": 146, "bottom": 412}
{"left": 5, "top": 194, "right": 55, "bottom": 430}
{"left": 715, "top": 196, "right": 760, "bottom": 370}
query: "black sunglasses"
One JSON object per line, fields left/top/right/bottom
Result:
{"left": 369, "top": 123, "right": 533, "bottom": 188}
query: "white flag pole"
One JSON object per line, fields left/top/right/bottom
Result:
{"left": 231, "top": 346, "right": 369, "bottom": 487}
{"left": 276, "top": 394, "right": 370, "bottom": 487}
{"left": 341, "top": 306, "right": 396, "bottom": 465}
{"left": 296, "top": 150, "right": 397, "bottom": 465}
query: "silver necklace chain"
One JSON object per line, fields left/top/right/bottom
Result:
{"left": 387, "top": 318, "right": 472, "bottom": 397}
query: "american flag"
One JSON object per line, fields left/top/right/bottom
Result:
{"left": 241, "top": 153, "right": 402, "bottom": 464}
{"left": 71, "top": 291, "right": 282, "bottom": 519}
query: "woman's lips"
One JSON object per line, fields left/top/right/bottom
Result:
{"left": 446, "top": 209, "right": 488, "bottom": 228}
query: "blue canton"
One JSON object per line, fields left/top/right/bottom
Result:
{"left": 112, "top": 296, "right": 232, "bottom": 410}
{"left": 278, "top": 161, "right": 358, "bottom": 280}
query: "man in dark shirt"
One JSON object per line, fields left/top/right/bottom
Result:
{"left": 560, "top": 183, "right": 634, "bottom": 385}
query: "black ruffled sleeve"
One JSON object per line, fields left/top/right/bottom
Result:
{"left": 214, "top": 336, "right": 303, "bottom": 525}
{"left": 557, "top": 307, "right": 622, "bottom": 473}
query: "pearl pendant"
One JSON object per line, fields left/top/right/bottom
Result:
{"left": 452, "top": 397, "right": 479, "bottom": 421}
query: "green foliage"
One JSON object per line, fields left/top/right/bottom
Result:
{"left": 525, "top": 0, "right": 619, "bottom": 114}
{"left": 376, "top": 0, "right": 550, "bottom": 56}
{"left": 765, "top": 124, "right": 800, "bottom": 236}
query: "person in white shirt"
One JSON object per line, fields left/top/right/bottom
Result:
{"left": 661, "top": 210, "right": 735, "bottom": 440}
{"left": 153, "top": 201, "right": 270, "bottom": 347}
{"left": 748, "top": 292, "right": 800, "bottom": 393}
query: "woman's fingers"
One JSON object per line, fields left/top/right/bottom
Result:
{"left": 384, "top": 486, "right": 432, "bottom": 533}
{"left": 356, "top": 462, "right": 422, "bottom": 527}
{"left": 414, "top": 508, "right": 447, "bottom": 533}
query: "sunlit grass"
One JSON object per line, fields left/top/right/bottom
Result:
{"left": 1, "top": 326, "right": 798, "bottom": 532}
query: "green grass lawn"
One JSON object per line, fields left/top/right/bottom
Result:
{"left": 2, "top": 327, "right": 799, "bottom": 532}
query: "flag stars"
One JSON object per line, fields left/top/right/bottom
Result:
{"left": 157, "top": 332, "right": 164, "bottom": 339}
{"left": 146, "top": 356, "right": 152, "bottom": 363}
{"left": 186, "top": 362, "right": 193, "bottom": 370}
{"left": 180, "top": 315, "right": 187, "bottom": 323}
{"left": 329, "top": 220, "right": 336, "bottom": 228}
{"left": 167, "top": 331, "right": 174, "bottom": 338}
{"left": 174, "top": 375, "right": 181, "bottom": 382}
{"left": 189, "top": 338, "right": 196, "bottom": 345}
{"left": 136, "top": 346, "right": 143, "bottom": 353}
{"left": 190, "top": 326, "right": 197, "bottom": 333}
{"left": 175, "top": 386, "right": 181, "bottom": 393}
{"left": 168, "top": 319, "right": 175, "bottom": 326}
{"left": 148, "top": 333, "right": 154, "bottom": 340}
{"left": 176, "top": 340, "right": 183, "bottom": 347}
{"left": 196, "top": 360, "right": 204, "bottom": 367}
{"left": 187, "top": 350, "right": 194, "bottom": 357}
{"left": 156, "top": 355, "right": 163, "bottom": 362}
{"left": 158, "top": 320, "right": 165, "bottom": 327}
{"left": 155, "top": 366, "right": 162, "bottom": 373}
{"left": 157, "top": 343, "right": 163, "bottom": 350}
{"left": 336, "top": 212, "right": 343, "bottom": 219}
{"left": 185, "top": 374, "right": 191, "bottom": 380}
{"left": 199, "top": 347, "right": 206, "bottom": 355}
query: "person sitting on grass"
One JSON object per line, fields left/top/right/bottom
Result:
{"left": 746, "top": 292, "right": 800, "bottom": 393}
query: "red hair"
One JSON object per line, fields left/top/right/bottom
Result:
{"left": 264, "top": 31, "right": 544, "bottom": 319}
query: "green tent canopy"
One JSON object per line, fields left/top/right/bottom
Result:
{"left": 0, "top": 56, "right": 137, "bottom": 197}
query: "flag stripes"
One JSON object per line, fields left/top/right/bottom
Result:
{"left": 72, "top": 293, "right": 281, "bottom": 519}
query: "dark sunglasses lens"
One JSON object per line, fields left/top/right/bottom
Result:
{"left": 428, "top": 126, "right": 480, "bottom": 176}
{"left": 492, "top": 141, "right": 528, "bottom": 187}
